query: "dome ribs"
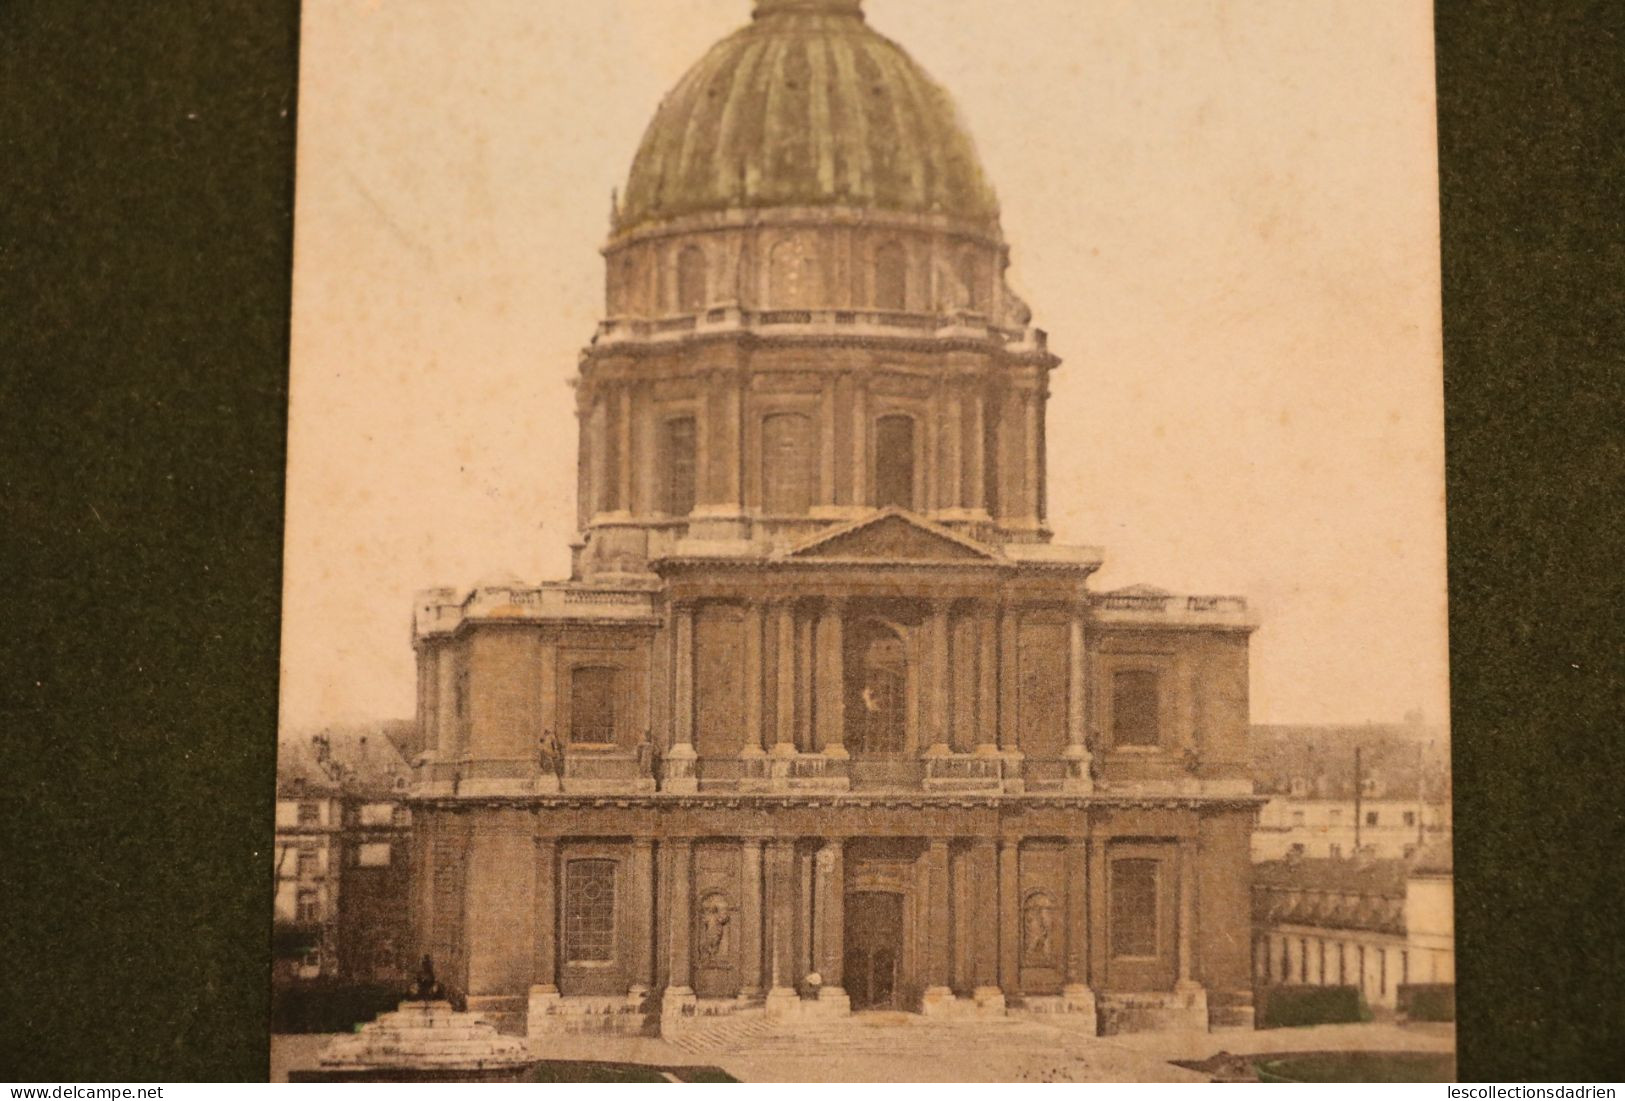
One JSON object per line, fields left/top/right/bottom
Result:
{"left": 615, "top": 5, "right": 1000, "bottom": 232}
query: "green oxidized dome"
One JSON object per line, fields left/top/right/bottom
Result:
{"left": 618, "top": 0, "right": 1000, "bottom": 233}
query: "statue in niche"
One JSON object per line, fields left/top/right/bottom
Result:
{"left": 698, "top": 891, "right": 733, "bottom": 964}
{"left": 1022, "top": 891, "right": 1057, "bottom": 966}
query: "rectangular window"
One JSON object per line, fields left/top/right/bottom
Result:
{"left": 297, "top": 802, "right": 320, "bottom": 826}
{"left": 1329, "top": 843, "right": 1342, "bottom": 858}
{"left": 661, "top": 416, "right": 697, "bottom": 516}
{"left": 1109, "top": 858, "right": 1158, "bottom": 958}
{"left": 569, "top": 667, "right": 619, "bottom": 745}
{"left": 358, "top": 842, "right": 392, "bottom": 867}
{"left": 1111, "top": 670, "right": 1161, "bottom": 747}
{"left": 296, "top": 889, "right": 320, "bottom": 923}
{"left": 297, "top": 844, "right": 319, "bottom": 877}
{"left": 1403, "top": 811, "right": 1417, "bottom": 827}
{"left": 1365, "top": 811, "right": 1379, "bottom": 827}
{"left": 564, "top": 859, "right": 617, "bottom": 964}
{"left": 359, "top": 803, "right": 394, "bottom": 827}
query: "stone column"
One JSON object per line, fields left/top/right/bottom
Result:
{"left": 662, "top": 839, "right": 697, "bottom": 1017}
{"left": 969, "top": 387, "right": 986, "bottom": 515}
{"left": 851, "top": 377, "right": 869, "bottom": 506}
{"left": 1064, "top": 610, "right": 1093, "bottom": 792}
{"left": 1062, "top": 838, "right": 1096, "bottom": 1017}
{"left": 727, "top": 371, "right": 745, "bottom": 510}
{"left": 944, "top": 386, "right": 963, "bottom": 509}
{"left": 741, "top": 602, "right": 766, "bottom": 758}
{"left": 998, "top": 609, "right": 1024, "bottom": 790}
{"left": 765, "top": 840, "right": 799, "bottom": 1015}
{"left": 975, "top": 604, "right": 999, "bottom": 754}
{"left": 665, "top": 602, "right": 698, "bottom": 793}
{"left": 816, "top": 841, "right": 849, "bottom": 1010}
{"left": 1088, "top": 837, "right": 1108, "bottom": 990}
{"left": 739, "top": 839, "right": 764, "bottom": 1000}
{"left": 816, "top": 599, "right": 848, "bottom": 758}
{"left": 819, "top": 376, "right": 837, "bottom": 505}
{"left": 617, "top": 384, "right": 635, "bottom": 514}
{"left": 924, "top": 601, "right": 951, "bottom": 756}
{"left": 921, "top": 839, "right": 955, "bottom": 1012}
{"left": 629, "top": 839, "right": 655, "bottom": 1001}
{"left": 530, "top": 833, "right": 559, "bottom": 1009}
{"left": 970, "top": 840, "right": 1003, "bottom": 1009}
{"left": 1176, "top": 838, "right": 1203, "bottom": 996}
{"left": 1023, "top": 387, "right": 1040, "bottom": 524}
{"left": 998, "top": 838, "right": 1021, "bottom": 1002}
{"left": 772, "top": 601, "right": 798, "bottom": 760}
{"left": 589, "top": 391, "right": 609, "bottom": 517}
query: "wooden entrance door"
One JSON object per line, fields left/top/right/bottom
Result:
{"left": 844, "top": 891, "right": 904, "bottom": 1011}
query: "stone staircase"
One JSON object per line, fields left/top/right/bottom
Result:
{"left": 664, "top": 1015, "right": 777, "bottom": 1054}
{"left": 667, "top": 1012, "right": 1036, "bottom": 1059}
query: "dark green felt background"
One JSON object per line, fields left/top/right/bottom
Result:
{"left": 2, "top": 0, "right": 1619, "bottom": 1083}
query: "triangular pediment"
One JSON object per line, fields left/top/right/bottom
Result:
{"left": 785, "top": 509, "right": 999, "bottom": 562}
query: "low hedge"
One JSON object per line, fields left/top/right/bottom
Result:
{"left": 1397, "top": 983, "right": 1456, "bottom": 1022}
{"left": 1255, "top": 984, "right": 1370, "bottom": 1029}
{"left": 271, "top": 980, "right": 408, "bottom": 1034}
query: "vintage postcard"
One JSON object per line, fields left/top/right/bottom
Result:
{"left": 274, "top": 0, "right": 1452, "bottom": 1083}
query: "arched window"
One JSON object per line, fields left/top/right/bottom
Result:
{"left": 874, "top": 241, "right": 907, "bottom": 311}
{"left": 769, "top": 235, "right": 819, "bottom": 307}
{"left": 761, "top": 412, "right": 814, "bottom": 513}
{"left": 1111, "top": 670, "right": 1160, "bottom": 747}
{"left": 569, "top": 666, "right": 619, "bottom": 745}
{"left": 661, "top": 416, "right": 697, "bottom": 516}
{"left": 873, "top": 414, "right": 915, "bottom": 510}
{"left": 677, "top": 245, "right": 706, "bottom": 313}
{"left": 846, "top": 621, "right": 907, "bottom": 757}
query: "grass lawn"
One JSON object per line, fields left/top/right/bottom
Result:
{"left": 524, "top": 1061, "right": 736, "bottom": 1083}
{"left": 1254, "top": 1050, "right": 1455, "bottom": 1083}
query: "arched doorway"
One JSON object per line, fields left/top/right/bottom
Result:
{"left": 844, "top": 620, "right": 908, "bottom": 758}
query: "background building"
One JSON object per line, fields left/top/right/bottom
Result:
{"left": 1251, "top": 719, "right": 1451, "bottom": 861}
{"left": 1252, "top": 845, "right": 1454, "bottom": 1012}
{"left": 408, "top": 0, "right": 1262, "bottom": 1039}
{"left": 274, "top": 724, "right": 415, "bottom": 984}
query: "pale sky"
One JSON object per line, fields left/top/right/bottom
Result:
{"left": 281, "top": 0, "right": 1449, "bottom": 731}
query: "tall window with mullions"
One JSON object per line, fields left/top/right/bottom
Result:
{"left": 563, "top": 859, "right": 617, "bottom": 965}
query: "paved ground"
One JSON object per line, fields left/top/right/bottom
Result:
{"left": 272, "top": 1016, "right": 1455, "bottom": 1083}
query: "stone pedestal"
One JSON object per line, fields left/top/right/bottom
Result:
{"left": 919, "top": 986, "right": 958, "bottom": 1015}
{"left": 763, "top": 986, "right": 801, "bottom": 1018}
{"left": 815, "top": 985, "right": 852, "bottom": 1016}
{"left": 660, "top": 985, "right": 698, "bottom": 1022}
{"left": 972, "top": 985, "right": 1008, "bottom": 1013}
{"left": 320, "top": 1001, "right": 530, "bottom": 1072}
{"left": 661, "top": 745, "right": 698, "bottom": 794}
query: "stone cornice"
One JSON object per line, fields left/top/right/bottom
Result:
{"left": 409, "top": 791, "right": 1268, "bottom": 813}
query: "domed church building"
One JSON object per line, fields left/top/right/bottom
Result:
{"left": 408, "top": 0, "right": 1261, "bottom": 1039}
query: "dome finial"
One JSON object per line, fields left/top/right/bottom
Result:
{"left": 753, "top": 0, "right": 864, "bottom": 19}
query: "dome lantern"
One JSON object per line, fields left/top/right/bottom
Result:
{"left": 753, "top": 0, "right": 864, "bottom": 18}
